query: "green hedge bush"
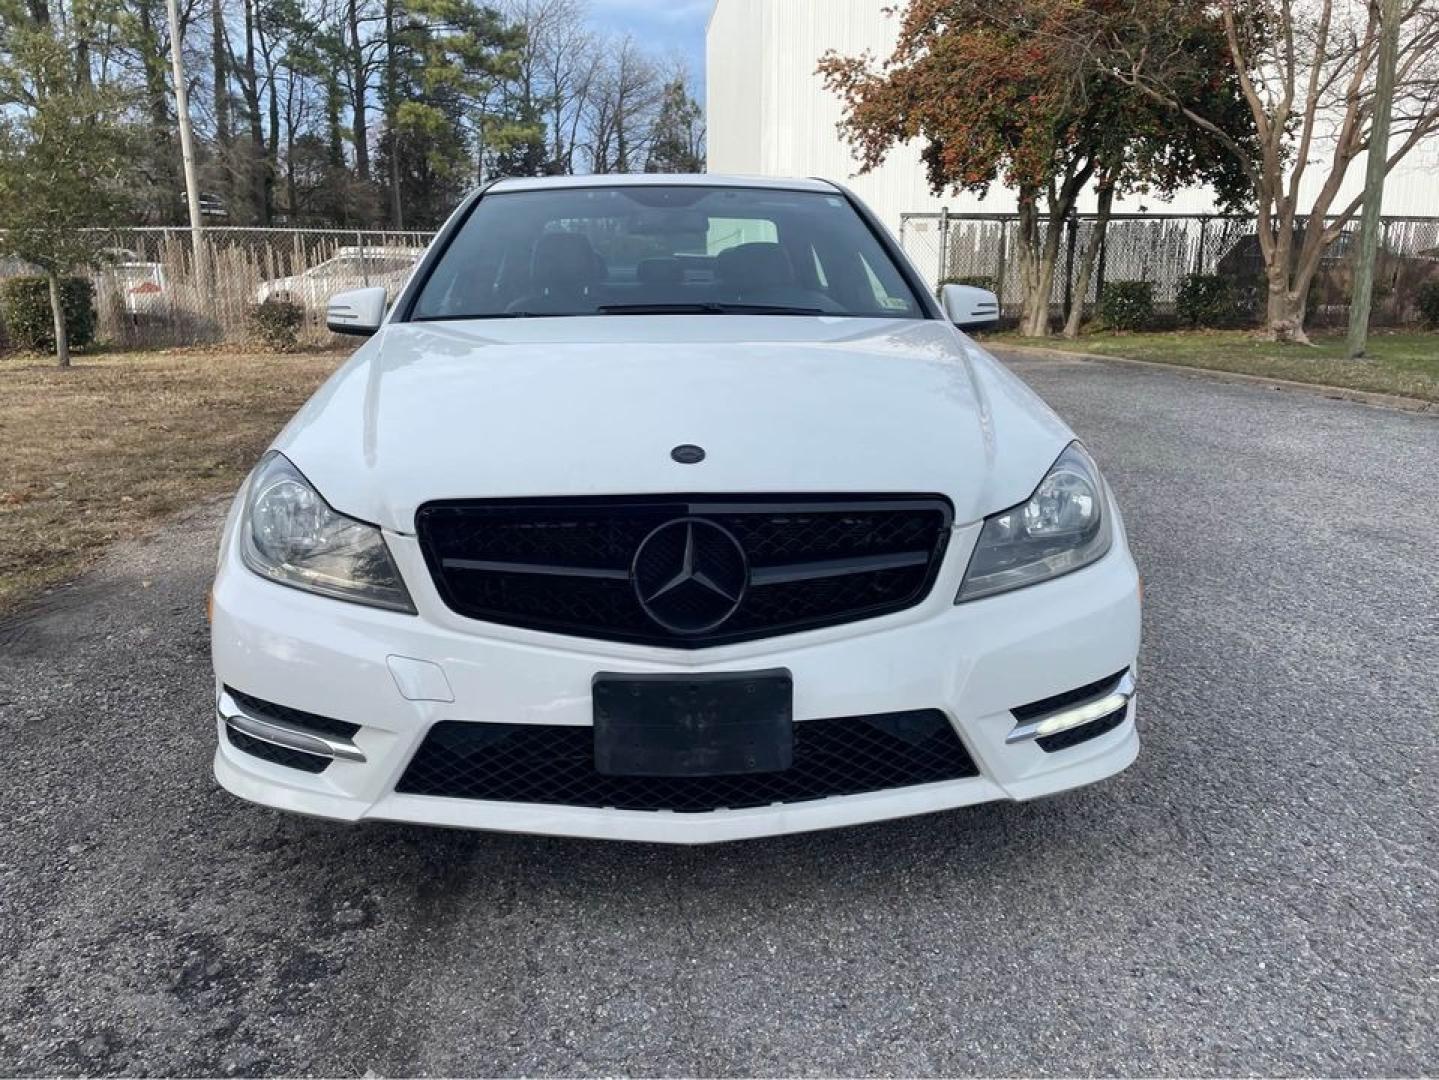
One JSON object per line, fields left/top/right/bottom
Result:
{"left": 1176, "top": 273, "right": 1236, "bottom": 328}
{"left": 0, "top": 276, "right": 96, "bottom": 352}
{"left": 1099, "top": 280, "right": 1155, "bottom": 331}
{"left": 247, "top": 297, "right": 305, "bottom": 352}
{"left": 1415, "top": 280, "right": 1439, "bottom": 329}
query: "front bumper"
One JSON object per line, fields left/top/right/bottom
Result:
{"left": 210, "top": 501, "right": 1142, "bottom": 844}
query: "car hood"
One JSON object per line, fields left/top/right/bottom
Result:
{"left": 273, "top": 316, "right": 1074, "bottom": 532}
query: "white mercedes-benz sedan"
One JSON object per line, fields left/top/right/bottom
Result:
{"left": 210, "top": 174, "right": 1141, "bottom": 844}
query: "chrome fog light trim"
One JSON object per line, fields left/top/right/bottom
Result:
{"left": 217, "top": 689, "right": 366, "bottom": 763}
{"left": 1006, "top": 670, "right": 1135, "bottom": 745}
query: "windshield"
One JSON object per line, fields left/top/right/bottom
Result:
{"left": 408, "top": 185, "right": 925, "bottom": 320}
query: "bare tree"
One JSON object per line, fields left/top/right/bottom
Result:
{"left": 534, "top": 0, "right": 597, "bottom": 172}
{"left": 1113, "top": 0, "right": 1439, "bottom": 342}
{"left": 494, "top": 0, "right": 594, "bottom": 173}
{"left": 584, "top": 34, "right": 660, "bottom": 173}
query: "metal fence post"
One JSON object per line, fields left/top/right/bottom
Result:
{"left": 1196, "top": 217, "right": 1208, "bottom": 274}
{"left": 938, "top": 206, "right": 950, "bottom": 283}
{"left": 995, "top": 218, "right": 1008, "bottom": 312}
{"left": 357, "top": 229, "right": 368, "bottom": 285}
{"left": 1062, "top": 214, "right": 1078, "bottom": 318}
{"left": 1094, "top": 229, "right": 1108, "bottom": 309}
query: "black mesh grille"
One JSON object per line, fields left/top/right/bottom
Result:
{"left": 395, "top": 710, "right": 978, "bottom": 812}
{"left": 1036, "top": 705, "right": 1128, "bottom": 752}
{"left": 224, "top": 687, "right": 361, "bottom": 739}
{"left": 415, "top": 495, "right": 952, "bottom": 647}
{"left": 226, "top": 727, "right": 331, "bottom": 773}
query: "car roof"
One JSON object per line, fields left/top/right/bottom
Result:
{"left": 484, "top": 173, "right": 841, "bottom": 195}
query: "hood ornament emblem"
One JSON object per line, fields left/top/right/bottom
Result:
{"left": 632, "top": 517, "right": 748, "bottom": 634}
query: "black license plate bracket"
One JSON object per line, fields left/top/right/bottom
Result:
{"left": 592, "top": 669, "right": 793, "bottom": 778}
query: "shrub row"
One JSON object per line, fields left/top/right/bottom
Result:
{"left": 0, "top": 276, "right": 96, "bottom": 352}
{"left": 1095, "top": 273, "right": 1439, "bottom": 332}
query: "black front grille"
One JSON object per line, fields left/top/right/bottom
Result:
{"left": 395, "top": 710, "right": 978, "bottom": 812}
{"left": 416, "top": 495, "right": 952, "bottom": 647}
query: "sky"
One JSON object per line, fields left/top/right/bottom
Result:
{"left": 586, "top": 0, "right": 712, "bottom": 94}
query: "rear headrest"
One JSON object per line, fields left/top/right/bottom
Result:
{"left": 637, "top": 258, "right": 684, "bottom": 285}
{"left": 716, "top": 242, "right": 795, "bottom": 287}
{"left": 531, "top": 232, "right": 604, "bottom": 288}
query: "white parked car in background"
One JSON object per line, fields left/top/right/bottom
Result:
{"left": 101, "top": 248, "right": 171, "bottom": 319}
{"left": 211, "top": 174, "right": 1141, "bottom": 844}
{"left": 255, "top": 245, "right": 422, "bottom": 312}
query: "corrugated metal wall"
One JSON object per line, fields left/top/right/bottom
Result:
{"left": 706, "top": 0, "right": 1439, "bottom": 233}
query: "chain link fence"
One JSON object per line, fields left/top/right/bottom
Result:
{"left": 899, "top": 212, "right": 1439, "bottom": 328}
{"left": 4, "top": 216, "right": 1437, "bottom": 348}
{"left": 0, "top": 227, "right": 436, "bottom": 349}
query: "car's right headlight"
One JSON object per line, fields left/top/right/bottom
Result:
{"left": 239, "top": 452, "right": 415, "bottom": 613}
{"left": 956, "top": 441, "right": 1113, "bottom": 602}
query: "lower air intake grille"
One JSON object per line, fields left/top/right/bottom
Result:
{"left": 224, "top": 687, "right": 361, "bottom": 739}
{"left": 1036, "top": 706, "right": 1128, "bottom": 752}
{"left": 226, "top": 726, "right": 331, "bottom": 773}
{"left": 395, "top": 710, "right": 978, "bottom": 812}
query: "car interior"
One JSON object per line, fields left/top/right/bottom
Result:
{"left": 410, "top": 186, "right": 922, "bottom": 320}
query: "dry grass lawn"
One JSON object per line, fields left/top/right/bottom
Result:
{"left": 992, "top": 329, "right": 1439, "bottom": 401}
{"left": 0, "top": 348, "right": 346, "bottom": 615}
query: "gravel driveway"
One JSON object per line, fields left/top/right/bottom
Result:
{"left": 1, "top": 352, "right": 1435, "bottom": 1077}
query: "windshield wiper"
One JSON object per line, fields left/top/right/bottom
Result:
{"left": 596, "top": 303, "right": 827, "bottom": 316}
{"left": 412, "top": 311, "right": 569, "bottom": 321}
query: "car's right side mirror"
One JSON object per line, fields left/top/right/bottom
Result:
{"left": 326, "top": 286, "right": 389, "bottom": 336}
{"left": 940, "top": 284, "right": 1000, "bottom": 331}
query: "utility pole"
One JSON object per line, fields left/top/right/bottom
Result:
{"left": 1347, "top": 0, "right": 1401, "bottom": 359}
{"left": 165, "top": 0, "right": 208, "bottom": 291}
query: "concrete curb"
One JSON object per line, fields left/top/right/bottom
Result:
{"left": 991, "top": 342, "right": 1439, "bottom": 416}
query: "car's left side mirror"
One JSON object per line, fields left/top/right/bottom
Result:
{"left": 940, "top": 284, "right": 1000, "bottom": 331}
{"left": 326, "top": 286, "right": 388, "bottom": 337}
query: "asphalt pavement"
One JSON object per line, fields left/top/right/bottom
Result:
{"left": 1, "top": 351, "right": 1435, "bottom": 1076}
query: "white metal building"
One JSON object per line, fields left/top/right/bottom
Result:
{"left": 705, "top": 0, "right": 1439, "bottom": 233}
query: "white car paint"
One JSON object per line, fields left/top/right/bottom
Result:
{"left": 211, "top": 174, "right": 1141, "bottom": 843}
{"left": 278, "top": 316, "right": 1073, "bottom": 532}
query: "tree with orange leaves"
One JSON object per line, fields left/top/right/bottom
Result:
{"left": 819, "top": 0, "right": 1252, "bottom": 337}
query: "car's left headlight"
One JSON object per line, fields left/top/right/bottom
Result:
{"left": 956, "top": 441, "right": 1113, "bottom": 603}
{"left": 239, "top": 451, "right": 415, "bottom": 613}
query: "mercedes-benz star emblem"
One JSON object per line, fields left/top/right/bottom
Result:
{"left": 631, "top": 517, "right": 748, "bottom": 634}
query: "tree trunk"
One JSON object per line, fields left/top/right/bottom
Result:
{"left": 266, "top": 57, "right": 280, "bottom": 221}
{"left": 1265, "top": 277, "right": 1311, "bottom": 344}
{"left": 138, "top": 0, "right": 183, "bottom": 222}
{"left": 385, "top": 0, "right": 402, "bottom": 227}
{"left": 1063, "top": 182, "right": 1113, "bottom": 339}
{"left": 239, "top": 0, "right": 270, "bottom": 225}
{"left": 348, "top": 0, "right": 369, "bottom": 182}
{"left": 1263, "top": 221, "right": 1312, "bottom": 343}
{"left": 47, "top": 273, "right": 70, "bottom": 368}
{"left": 1015, "top": 195, "right": 1062, "bottom": 337}
{"left": 211, "top": 0, "right": 230, "bottom": 213}
{"left": 326, "top": 75, "right": 345, "bottom": 169}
